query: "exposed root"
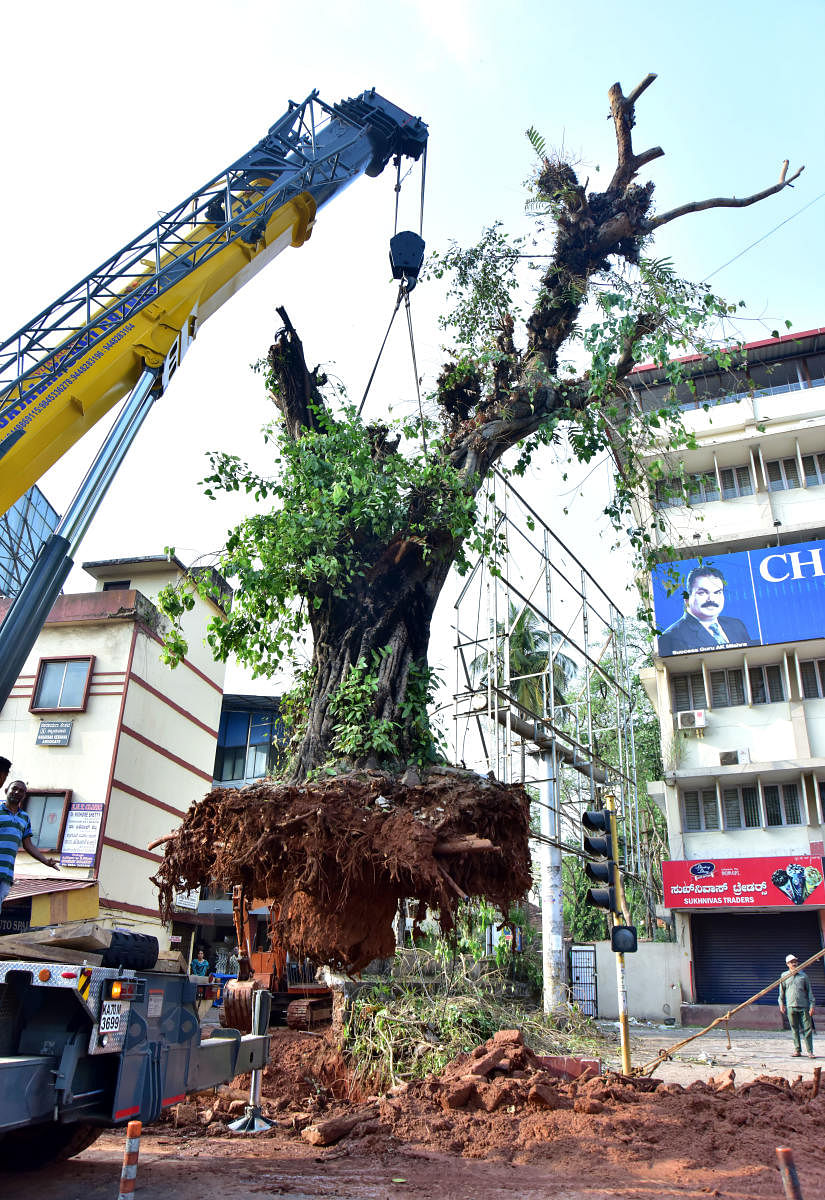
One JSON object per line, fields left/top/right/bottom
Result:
{"left": 153, "top": 767, "right": 531, "bottom": 972}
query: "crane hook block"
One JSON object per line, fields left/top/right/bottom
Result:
{"left": 389, "top": 231, "right": 425, "bottom": 291}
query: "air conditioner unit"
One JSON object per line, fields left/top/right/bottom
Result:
{"left": 719, "top": 748, "right": 750, "bottom": 766}
{"left": 677, "top": 709, "right": 707, "bottom": 731}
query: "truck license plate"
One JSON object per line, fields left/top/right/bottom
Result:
{"left": 99, "top": 1001, "right": 123, "bottom": 1033}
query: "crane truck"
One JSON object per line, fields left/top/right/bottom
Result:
{"left": 0, "top": 86, "right": 427, "bottom": 1168}
{"left": 0, "top": 930, "right": 270, "bottom": 1169}
{"left": 0, "top": 87, "right": 427, "bottom": 709}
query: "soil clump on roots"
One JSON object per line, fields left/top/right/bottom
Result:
{"left": 153, "top": 767, "right": 531, "bottom": 971}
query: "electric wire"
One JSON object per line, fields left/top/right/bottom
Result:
{"left": 703, "top": 189, "right": 825, "bottom": 282}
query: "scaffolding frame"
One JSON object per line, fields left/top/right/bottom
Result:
{"left": 452, "top": 467, "right": 642, "bottom": 874}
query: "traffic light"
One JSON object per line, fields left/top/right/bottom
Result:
{"left": 582, "top": 808, "right": 619, "bottom": 915}
{"left": 582, "top": 802, "right": 637, "bottom": 954}
{"left": 611, "top": 925, "right": 638, "bottom": 954}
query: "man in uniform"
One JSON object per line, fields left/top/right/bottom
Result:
{"left": 778, "top": 953, "right": 816, "bottom": 1058}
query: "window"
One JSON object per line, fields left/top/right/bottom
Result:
{"left": 719, "top": 465, "right": 754, "bottom": 499}
{"left": 683, "top": 788, "right": 720, "bottom": 832}
{"left": 721, "top": 785, "right": 761, "bottom": 830}
{"left": 31, "top": 656, "right": 94, "bottom": 713}
{"left": 818, "top": 780, "right": 825, "bottom": 823}
{"left": 763, "top": 783, "right": 803, "bottom": 826}
{"left": 23, "top": 790, "right": 70, "bottom": 850}
{"left": 102, "top": 579, "right": 130, "bottom": 591}
{"left": 802, "top": 453, "right": 825, "bottom": 487}
{"left": 801, "top": 659, "right": 825, "bottom": 699}
{"left": 709, "top": 668, "right": 746, "bottom": 708}
{"left": 671, "top": 672, "right": 707, "bottom": 712}
{"left": 654, "top": 477, "right": 685, "bottom": 508}
{"left": 214, "top": 707, "right": 286, "bottom": 783}
{"left": 748, "top": 664, "right": 785, "bottom": 705}
{"left": 686, "top": 472, "right": 719, "bottom": 504}
{"left": 765, "top": 457, "right": 801, "bottom": 491}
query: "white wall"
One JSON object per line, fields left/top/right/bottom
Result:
{"left": 594, "top": 940, "right": 689, "bottom": 1023}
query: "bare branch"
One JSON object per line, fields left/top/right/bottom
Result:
{"left": 626, "top": 72, "right": 658, "bottom": 107}
{"left": 648, "top": 163, "right": 805, "bottom": 230}
{"left": 608, "top": 75, "right": 665, "bottom": 192}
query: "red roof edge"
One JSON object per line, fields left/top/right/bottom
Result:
{"left": 630, "top": 326, "right": 825, "bottom": 376}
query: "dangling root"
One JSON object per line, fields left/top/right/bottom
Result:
{"left": 152, "top": 767, "right": 532, "bottom": 972}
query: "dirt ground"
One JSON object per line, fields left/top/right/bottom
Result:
{"left": 12, "top": 1022, "right": 824, "bottom": 1200}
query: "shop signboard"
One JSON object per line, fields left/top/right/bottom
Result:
{"left": 651, "top": 538, "right": 825, "bottom": 657}
{"left": 663, "top": 855, "right": 825, "bottom": 909}
{"left": 173, "top": 888, "right": 200, "bottom": 911}
{"left": 59, "top": 801, "right": 104, "bottom": 868}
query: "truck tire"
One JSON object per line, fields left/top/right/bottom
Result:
{"left": 100, "top": 931, "right": 159, "bottom": 971}
{"left": 0, "top": 1121, "right": 103, "bottom": 1170}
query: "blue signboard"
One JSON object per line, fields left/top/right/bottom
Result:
{"left": 652, "top": 539, "right": 825, "bottom": 657}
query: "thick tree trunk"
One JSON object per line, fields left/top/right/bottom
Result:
{"left": 290, "top": 546, "right": 453, "bottom": 781}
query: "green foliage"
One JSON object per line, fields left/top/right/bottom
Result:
{"left": 157, "top": 399, "right": 479, "bottom": 676}
{"left": 328, "top": 648, "right": 399, "bottom": 760}
{"left": 344, "top": 972, "right": 606, "bottom": 1091}
{"left": 327, "top": 650, "right": 446, "bottom": 767}
{"left": 470, "top": 600, "right": 576, "bottom": 718}
{"left": 563, "top": 856, "right": 609, "bottom": 943}
{"left": 426, "top": 221, "right": 524, "bottom": 357}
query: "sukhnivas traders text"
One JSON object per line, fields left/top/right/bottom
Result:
{"left": 670, "top": 881, "right": 768, "bottom": 897}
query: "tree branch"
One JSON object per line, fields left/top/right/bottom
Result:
{"left": 268, "top": 306, "right": 329, "bottom": 440}
{"left": 608, "top": 74, "right": 664, "bottom": 192}
{"left": 648, "top": 162, "right": 804, "bottom": 230}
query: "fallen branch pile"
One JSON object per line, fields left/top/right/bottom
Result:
{"left": 153, "top": 767, "right": 531, "bottom": 971}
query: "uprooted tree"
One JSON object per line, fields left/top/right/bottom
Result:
{"left": 153, "top": 74, "right": 803, "bottom": 970}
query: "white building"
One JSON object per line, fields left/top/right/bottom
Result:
{"left": 0, "top": 554, "right": 228, "bottom": 948}
{"left": 634, "top": 327, "right": 825, "bottom": 1025}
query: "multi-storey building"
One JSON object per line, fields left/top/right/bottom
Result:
{"left": 634, "top": 327, "right": 825, "bottom": 1024}
{"left": 0, "top": 554, "right": 228, "bottom": 948}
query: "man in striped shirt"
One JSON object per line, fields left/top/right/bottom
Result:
{"left": 0, "top": 779, "right": 59, "bottom": 905}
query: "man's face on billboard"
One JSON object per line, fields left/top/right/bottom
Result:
{"left": 686, "top": 575, "right": 725, "bottom": 622}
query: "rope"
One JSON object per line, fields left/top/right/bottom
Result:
{"left": 393, "top": 156, "right": 401, "bottom": 237}
{"left": 357, "top": 288, "right": 404, "bottom": 418}
{"left": 419, "top": 143, "right": 427, "bottom": 237}
{"left": 633, "top": 945, "right": 825, "bottom": 1077}
{"left": 404, "top": 287, "right": 427, "bottom": 457}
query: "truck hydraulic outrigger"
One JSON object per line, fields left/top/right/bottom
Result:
{"left": 0, "top": 89, "right": 427, "bottom": 709}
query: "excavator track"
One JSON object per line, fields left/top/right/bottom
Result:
{"left": 286, "top": 995, "right": 333, "bottom": 1031}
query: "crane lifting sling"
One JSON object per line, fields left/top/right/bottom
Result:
{"left": 0, "top": 89, "right": 427, "bottom": 707}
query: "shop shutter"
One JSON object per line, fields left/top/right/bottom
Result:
{"left": 692, "top": 911, "right": 825, "bottom": 1006}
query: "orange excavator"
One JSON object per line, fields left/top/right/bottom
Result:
{"left": 220, "top": 885, "right": 333, "bottom": 1033}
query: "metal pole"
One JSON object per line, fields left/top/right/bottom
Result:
{"left": 229, "top": 987, "right": 275, "bottom": 1133}
{"left": 615, "top": 949, "right": 631, "bottom": 1075}
{"left": 0, "top": 367, "right": 159, "bottom": 709}
{"left": 606, "top": 794, "right": 631, "bottom": 1073}
{"left": 539, "top": 750, "right": 565, "bottom": 1013}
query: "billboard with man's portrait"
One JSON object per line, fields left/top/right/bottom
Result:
{"left": 652, "top": 538, "right": 825, "bottom": 657}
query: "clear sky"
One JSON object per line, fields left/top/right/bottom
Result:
{"left": 1, "top": 0, "right": 822, "bottom": 690}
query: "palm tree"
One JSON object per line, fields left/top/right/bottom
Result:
{"left": 471, "top": 600, "right": 576, "bottom": 721}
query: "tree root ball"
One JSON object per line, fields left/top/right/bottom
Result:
{"left": 153, "top": 767, "right": 532, "bottom": 971}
